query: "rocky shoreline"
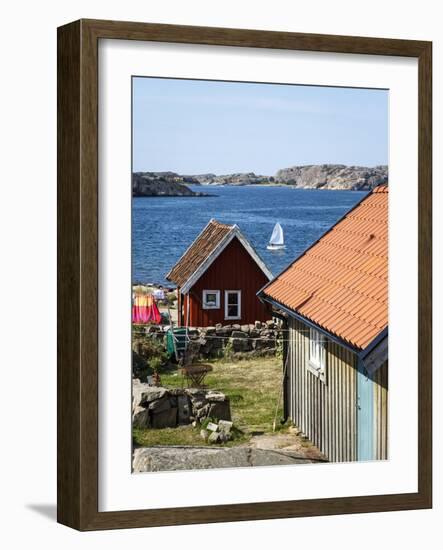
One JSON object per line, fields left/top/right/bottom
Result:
{"left": 133, "top": 172, "right": 213, "bottom": 197}
{"left": 134, "top": 164, "right": 388, "bottom": 193}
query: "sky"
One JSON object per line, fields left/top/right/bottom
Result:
{"left": 132, "top": 77, "right": 388, "bottom": 175}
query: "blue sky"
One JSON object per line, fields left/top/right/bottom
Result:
{"left": 132, "top": 77, "right": 388, "bottom": 175}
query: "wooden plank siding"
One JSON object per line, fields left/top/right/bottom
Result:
{"left": 180, "top": 237, "right": 271, "bottom": 327}
{"left": 373, "top": 360, "right": 389, "bottom": 460}
{"left": 287, "top": 317, "right": 387, "bottom": 462}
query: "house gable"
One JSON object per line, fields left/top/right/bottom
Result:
{"left": 183, "top": 236, "right": 271, "bottom": 326}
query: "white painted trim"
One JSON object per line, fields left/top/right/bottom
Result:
{"left": 202, "top": 289, "right": 220, "bottom": 310}
{"left": 180, "top": 226, "right": 273, "bottom": 294}
{"left": 224, "top": 290, "right": 242, "bottom": 320}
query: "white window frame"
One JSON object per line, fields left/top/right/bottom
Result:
{"left": 224, "top": 290, "right": 242, "bottom": 320}
{"left": 308, "top": 327, "right": 327, "bottom": 383}
{"left": 202, "top": 290, "right": 220, "bottom": 310}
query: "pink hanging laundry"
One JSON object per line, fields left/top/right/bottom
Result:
{"left": 132, "top": 294, "right": 161, "bottom": 324}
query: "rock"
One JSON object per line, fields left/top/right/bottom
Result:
{"left": 266, "top": 320, "right": 276, "bottom": 328}
{"left": 240, "top": 324, "right": 250, "bottom": 334}
{"left": 148, "top": 396, "right": 171, "bottom": 413}
{"left": 132, "top": 172, "right": 211, "bottom": 197}
{"left": 218, "top": 420, "right": 233, "bottom": 434}
{"left": 208, "top": 432, "right": 221, "bottom": 444}
{"left": 206, "top": 390, "right": 226, "bottom": 402}
{"left": 208, "top": 401, "right": 231, "bottom": 422}
{"left": 196, "top": 404, "right": 210, "bottom": 419}
{"left": 133, "top": 383, "right": 167, "bottom": 408}
{"left": 230, "top": 331, "right": 250, "bottom": 352}
{"left": 177, "top": 395, "right": 192, "bottom": 424}
{"left": 255, "top": 321, "right": 262, "bottom": 329}
{"left": 205, "top": 326, "right": 216, "bottom": 335}
{"left": 132, "top": 406, "right": 150, "bottom": 429}
{"left": 200, "top": 429, "right": 209, "bottom": 441}
{"left": 206, "top": 422, "right": 219, "bottom": 432}
{"left": 232, "top": 324, "right": 241, "bottom": 331}
{"left": 150, "top": 407, "right": 178, "bottom": 429}
{"left": 274, "top": 164, "right": 388, "bottom": 190}
{"left": 231, "top": 331, "right": 247, "bottom": 338}
{"left": 133, "top": 447, "right": 313, "bottom": 472}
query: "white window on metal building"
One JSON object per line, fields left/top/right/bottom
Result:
{"left": 308, "top": 327, "right": 327, "bottom": 382}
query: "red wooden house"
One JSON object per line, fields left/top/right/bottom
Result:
{"left": 166, "top": 219, "right": 273, "bottom": 327}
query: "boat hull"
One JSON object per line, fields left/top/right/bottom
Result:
{"left": 267, "top": 244, "right": 286, "bottom": 251}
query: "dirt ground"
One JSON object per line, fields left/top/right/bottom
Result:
{"left": 244, "top": 430, "right": 326, "bottom": 462}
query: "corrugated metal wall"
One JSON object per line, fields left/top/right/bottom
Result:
{"left": 373, "top": 360, "right": 388, "bottom": 460}
{"left": 288, "top": 317, "right": 388, "bottom": 462}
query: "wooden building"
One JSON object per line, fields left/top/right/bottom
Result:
{"left": 259, "top": 186, "right": 388, "bottom": 462}
{"left": 167, "top": 219, "right": 272, "bottom": 327}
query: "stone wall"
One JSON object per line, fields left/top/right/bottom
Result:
{"left": 133, "top": 379, "right": 231, "bottom": 429}
{"left": 144, "top": 320, "right": 282, "bottom": 360}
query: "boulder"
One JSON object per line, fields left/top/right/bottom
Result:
{"left": 133, "top": 447, "right": 312, "bottom": 472}
{"left": 206, "top": 390, "right": 226, "bottom": 402}
{"left": 150, "top": 407, "right": 178, "bottom": 429}
{"left": 132, "top": 406, "right": 150, "bottom": 429}
{"left": 208, "top": 431, "right": 221, "bottom": 444}
{"left": 206, "top": 422, "right": 219, "bottom": 432}
{"left": 133, "top": 383, "right": 167, "bottom": 408}
{"left": 148, "top": 396, "right": 171, "bottom": 413}
{"left": 218, "top": 420, "right": 233, "bottom": 434}
{"left": 177, "top": 394, "right": 192, "bottom": 425}
{"left": 230, "top": 331, "right": 250, "bottom": 352}
{"left": 208, "top": 401, "right": 231, "bottom": 422}
{"left": 240, "top": 324, "right": 250, "bottom": 334}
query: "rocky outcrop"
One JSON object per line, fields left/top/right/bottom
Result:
{"left": 132, "top": 172, "right": 211, "bottom": 197}
{"left": 132, "top": 380, "right": 231, "bottom": 429}
{"left": 274, "top": 164, "right": 388, "bottom": 190}
{"left": 191, "top": 172, "right": 270, "bottom": 185}
{"left": 134, "top": 165, "right": 388, "bottom": 192}
{"left": 133, "top": 446, "right": 313, "bottom": 472}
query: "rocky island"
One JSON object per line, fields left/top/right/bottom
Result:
{"left": 132, "top": 172, "right": 211, "bottom": 197}
{"left": 133, "top": 164, "right": 388, "bottom": 195}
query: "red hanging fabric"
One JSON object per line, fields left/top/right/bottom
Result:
{"left": 132, "top": 293, "right": 162, "bottom": 324}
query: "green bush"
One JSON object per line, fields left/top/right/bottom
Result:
{"left": 132, "top": 335, "right": 168, "bottom": 374}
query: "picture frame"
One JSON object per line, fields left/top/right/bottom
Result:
{"left": 57, "top": 19, "right": 432, "bottom": 530}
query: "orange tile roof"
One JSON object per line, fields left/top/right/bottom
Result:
{"left": 262, "top": 185, "right": 388, "bottom": 350}
{"left": 166, "top": 219, "right": 233, "bottom": 287}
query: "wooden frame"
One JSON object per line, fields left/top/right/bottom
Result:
{"left": 57, "top": 19, "right": 432, "bottom": 531}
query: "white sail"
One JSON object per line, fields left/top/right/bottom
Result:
{"left": 269, "top": 223, "right": 284, "bottom": 246}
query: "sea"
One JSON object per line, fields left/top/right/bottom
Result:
{"left": 132, "top": 185, "right": 367, "bottom": 286}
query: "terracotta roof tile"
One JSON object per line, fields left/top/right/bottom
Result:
{"left": 166, "top": 219, "right": 233, "bottom": 287}
{"left": 262, "top": 185, "right": 388, "bottom": 350}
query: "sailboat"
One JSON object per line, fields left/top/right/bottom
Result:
{"left": 267, "top": 222, "right": 285, "bottom": 250}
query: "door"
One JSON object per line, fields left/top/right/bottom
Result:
{"left": 357, "top": 359, "right": 374, "bottom": 461}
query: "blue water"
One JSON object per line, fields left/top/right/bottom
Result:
{"left": 132, "top": 185, "right": 366, "bottom": 286}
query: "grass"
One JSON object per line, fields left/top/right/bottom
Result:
{"left": 133, "top": 355, "right": 285, "bottom": 448}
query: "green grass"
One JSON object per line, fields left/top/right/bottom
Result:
{"left": 133, "top": 356, "right": 285, "bottom": 448}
